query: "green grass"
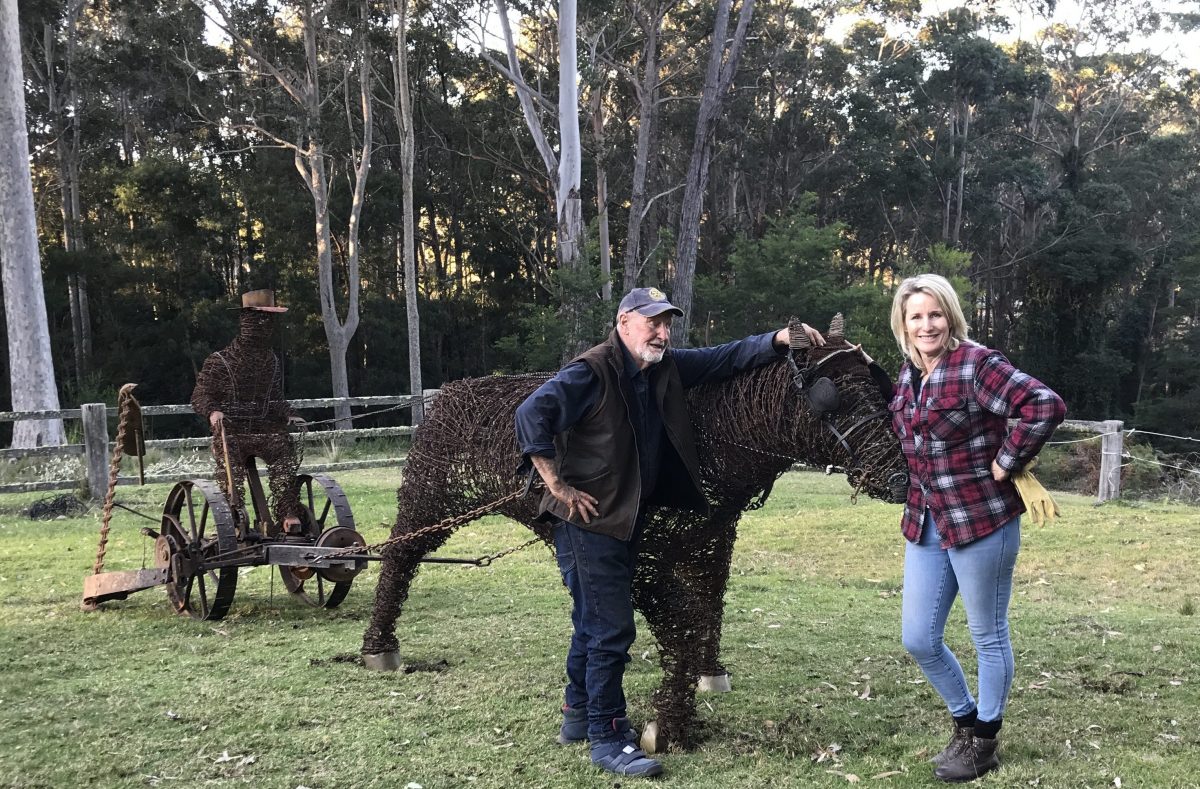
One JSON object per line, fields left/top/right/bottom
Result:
{"left": 1, "top": 470, "right": 1197, "bottom": 788}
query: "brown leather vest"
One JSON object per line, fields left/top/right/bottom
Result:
{"left": 538, "top": 330, "right": 708, "bottom": 540}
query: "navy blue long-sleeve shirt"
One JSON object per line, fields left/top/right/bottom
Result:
{"left": 515, "top": 331, "right": 784, "bottom": 499}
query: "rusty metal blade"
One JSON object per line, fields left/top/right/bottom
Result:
{"left": 81, "top": 568, "right": 168, "bottom": 607}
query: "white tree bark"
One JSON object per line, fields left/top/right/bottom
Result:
{"left": 556, "top": 0, "right": 583, "bottom": 272}
{"left": 390, "top": 0, "right": 423, "bottom": 423}
{"left": 0, "top": 0, "right": 65, "bottom": 447}
{"left": 491, "top": 0, "right": 586, "bottom": 351}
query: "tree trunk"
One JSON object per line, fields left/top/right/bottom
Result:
{"left": 208, "top": 0, "right": 372, "bottom": 429}
{"left": 670, "top": 0, "right": 755, "bottom": 346}
{"left": 392, "top": 0, "right": 423, "bottom": 423}
{"left": 952, "top": 97, "right": 969, "bottom": 246}
{"left": 1, "top": 0, "right": 64, "bottom": 446}
{"left": 622, "top": 5, "right": 662, "bottom": 292}
{"left": 591, "top": 87, "right": 611, "bottom": 302}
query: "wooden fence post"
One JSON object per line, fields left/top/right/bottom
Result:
{"left": 82, "top": 403, "right": 110, "bottom": 500}
{"left": 1097, "top": 419, "right": 1124, "bottom": 503}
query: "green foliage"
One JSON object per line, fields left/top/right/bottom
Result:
{"left": 696, "top": 199, "right": 845, "bottom": 343}
{"left": 13, "top": 0, "right": 1200, "bottom": 471}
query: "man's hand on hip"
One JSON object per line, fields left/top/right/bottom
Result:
{"left": 551, "top": 483, "right": 600, "bottom": 525}
{"left": 530, "top": 454, "right": 600, "bottom": 524}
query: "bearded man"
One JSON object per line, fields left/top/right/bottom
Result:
{"left": 515, "top": 286, "right": 825, "bottom": 777}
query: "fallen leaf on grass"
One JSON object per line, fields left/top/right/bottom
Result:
{"left": 825, "top": 769, "right": 860, "bottom": 783}
{"left": 404, "top": 783, "right": 423, "bottom": 789}
{"left": 857, "top": 684, "right": 872, "bottom": 700}
{"left": 812, "top": 743, "right": 842, "bottom": 763}
{"left": 164, "top": 710, "right": 179, "bottom": 720}
{"left": 871, "top": 771, "right": 904, "bottom": 779}
{"left": 213, "top": 751, "right": 240, "bottom": 763}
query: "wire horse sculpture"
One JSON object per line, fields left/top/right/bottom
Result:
{"left": 362, "top": 316, "right": 909, "bottom": 750}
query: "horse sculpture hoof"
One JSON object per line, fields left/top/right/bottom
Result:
{"left": 362, "top": 651, "right": 402, "bottom": 671}
{"left": 697, "top": 673, "right": 732, "bottom": 693}
{"left": 640, "top": 720, "right": 662, "bottom": 754}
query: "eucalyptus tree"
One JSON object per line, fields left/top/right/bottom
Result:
{"left": 20, "top": 0, "right": 91, "bottom": 386}
{"left": 1, "top": 0, "right": 64, "bottom": 446}
{"left": 669, "top": 0, "right": 755, "bottom": 345}
{"left": 486, "top": 0, "right": 589, "bottom": 353}
{"left": 383, "top": 0, "right": 423, "bottom": 422}
{"left": 201, "top": 0, "right": 375, "bottom": 427}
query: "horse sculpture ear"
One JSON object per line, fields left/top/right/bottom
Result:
{"left": 828, "top": 313, "right": 845, "bottom": 340}
{"left": 788, "top": 317, "right": 812, "bottom": 351}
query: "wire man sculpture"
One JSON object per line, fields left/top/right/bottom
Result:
{"left": 362, "top": 316, "right": 909, "bottom": 749}
{"left": 190, "top": 294, "right": 303, "bottom": 535}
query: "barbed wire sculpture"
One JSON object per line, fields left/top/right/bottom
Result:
{"left": 190, "top": 306, "right": 303, "bottom": 533}
{"left": 362, "top": 318, "right": 908, "bottom": 750}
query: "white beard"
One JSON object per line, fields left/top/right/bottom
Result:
{"left": 638, "top": 348, "right": 665, "bottom": 365}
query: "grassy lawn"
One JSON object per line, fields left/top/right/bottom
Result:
{"left": 1, "top": 470, "right": 1196, "bottom": 788}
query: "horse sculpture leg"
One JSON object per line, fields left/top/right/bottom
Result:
{"left": 361, "top": 543, "right": 426, "bottom": 668}
{"left": 361, "top": 502, "right": 462, "bottom": 668}
{"left": 634, "top": 509, "right": 741, "bottom": 752}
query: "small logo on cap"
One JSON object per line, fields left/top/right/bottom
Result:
{"left": 647, "top": 287, "right": 665, "bottom": 301}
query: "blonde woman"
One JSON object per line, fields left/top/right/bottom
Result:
{"left": 886, "top": 274, "right": 1065, "bottom": 781}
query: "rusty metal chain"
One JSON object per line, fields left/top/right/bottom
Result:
{"left": 92, "top": 383, "right": 139, "bottom": 576}
{"left": 473, "top": 534, "right": 547, "bottom": 566}
{"left": 313, "top": 488, "right": 531, "bottom": 562}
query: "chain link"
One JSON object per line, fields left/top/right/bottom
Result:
{"left": 315, "top": 488, "right": 531, "bottom": 562}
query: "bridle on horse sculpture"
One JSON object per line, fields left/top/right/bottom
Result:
{"left": 786, "top": 346, "right": 890, "bottom": 475}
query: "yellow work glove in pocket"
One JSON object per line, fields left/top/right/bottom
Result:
{"left": 1011, "top": 457, "right": 1060, "bottom": 527}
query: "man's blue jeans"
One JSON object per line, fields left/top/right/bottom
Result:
{"left": 553, "top": 518, "right": 643, "bottom": 742}
{"left": 901, "top": 510, "right": 1021, "bottom": 723}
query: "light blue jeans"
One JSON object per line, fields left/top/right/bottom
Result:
{"left": 901, "top": 510, "right": 1021, "bottom": 722}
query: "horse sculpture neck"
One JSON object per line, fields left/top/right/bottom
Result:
{"left": 686, "top": 356, "right": 820, "bottom": 507}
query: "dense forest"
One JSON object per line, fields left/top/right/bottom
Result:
{"left": 7, "top": 0, "right": 1200, "bottom": 452}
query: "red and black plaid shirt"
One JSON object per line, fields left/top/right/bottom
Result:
{"left": 888, "top": 341, "right": 1066, "bottom": 548}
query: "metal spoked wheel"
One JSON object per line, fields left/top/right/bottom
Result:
{"left": 157, "top": 479, "right": 238, "bottom": 620}
{"left": 278, "top": 474, "right": 359, "bottom": 608}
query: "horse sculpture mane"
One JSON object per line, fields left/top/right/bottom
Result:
{"left": 362, "top": 317, "right": 906, "bottom": 749}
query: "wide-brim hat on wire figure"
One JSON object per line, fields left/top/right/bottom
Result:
{"left": 239, "top": 289, "right": 288, "bottom": 313}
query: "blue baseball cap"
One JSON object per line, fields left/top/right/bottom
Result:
{"left": 618, "top": 287, "right": 683, "bottom": 317}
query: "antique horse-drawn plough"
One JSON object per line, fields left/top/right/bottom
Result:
{"left": 81, "top": 385, "right": 372, "bottom": 619}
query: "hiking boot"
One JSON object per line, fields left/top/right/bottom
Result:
{"left": 931, "top": 725, "right": 974, "bottom": 767}
{"left": 934, "top": 735, "right": 1000, "bottom": 783}
{"left": 557, "top": 705, "right": 588, "bottom": 745}
{"left": 558, "top": 706, "right": 639, "bottom": 745}
{"left": 590, "top": 720, "right": 663, "bottom": 778}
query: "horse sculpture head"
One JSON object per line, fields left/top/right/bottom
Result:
{"left": 784, "top": 313, "right": 908, "bottom": 503}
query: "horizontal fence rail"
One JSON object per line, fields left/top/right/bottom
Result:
{"left": 0, "top": 393, "right": 435, "bottom": 498}
{"left": 3, "top": 397, "right": 1125, "bottom": 503}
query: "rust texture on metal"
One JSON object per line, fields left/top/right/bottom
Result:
{"left": 82, "top": 568, "right": 168, "bottom": 605}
